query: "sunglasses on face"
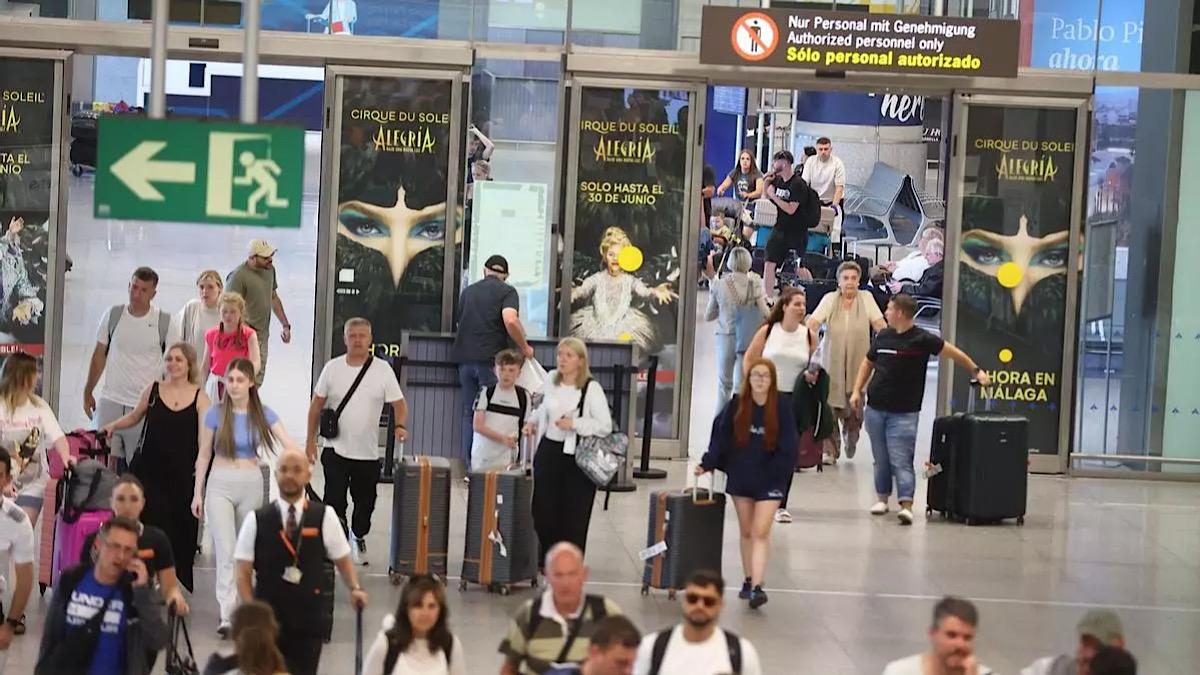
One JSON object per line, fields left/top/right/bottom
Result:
{"left": 684, "top": 592, "right": 719, "bottom": 608}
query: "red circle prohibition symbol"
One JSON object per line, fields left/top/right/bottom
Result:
{"left": 731, "top": 12, "right": 779, "bottom": 62}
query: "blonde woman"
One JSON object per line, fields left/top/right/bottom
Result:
{"left": 201, "top": 292, "right": 261, "bottom": 400}
{"left": 570, "top": 226, "right": 676, "bottom": 352}
{"left": 169, "top": 270, "right": 223, "bottom": 361}
{"left": 0, "top": 353, "right": 73, "bottom": 524}
{"left": 522, "top": 338, "right": 612, "bottom": 564}
{"left": 192, "top": 358, "right": 298, "bottom": 637}
{"left": 103, "top": 342, "right": 210, "bottom": 592}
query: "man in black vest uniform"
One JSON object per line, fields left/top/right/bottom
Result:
{"left": 235, "top": 449, "right": 369, "bottom": 675}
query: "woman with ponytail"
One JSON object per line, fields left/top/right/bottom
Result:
{"left": 362, "top": 574, "right": 466, "bottom": 675}
{"left": 203, "top": 600, "right": 289, "bottom": 675}
{"left": 696, "top": 358, "right": 797, "bottom": 610}
{"left": 192, "top": 357, "right": 298, "bottom": 638}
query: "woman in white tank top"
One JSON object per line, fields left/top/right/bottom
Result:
{"left": 743, "top": 286, "right": 818, "bottom": 523}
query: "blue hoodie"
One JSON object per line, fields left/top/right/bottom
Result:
{"left": 701, "top": 395, "right": 799, "bottom": 498}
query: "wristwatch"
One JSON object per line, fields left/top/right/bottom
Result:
{"left": 4, "top": 618, "right": 20, "bottom": 629}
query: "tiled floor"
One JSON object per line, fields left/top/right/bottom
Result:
{"left": 12, "top": 148, "right": 1200, "bottom": 673}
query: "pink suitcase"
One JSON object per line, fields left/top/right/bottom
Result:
{"left": 54, "top": 509, "right": 112, "bottom": 584}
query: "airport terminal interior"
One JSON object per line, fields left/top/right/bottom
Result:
{"left": 2, "top": 0, "right": 1200, "bottom": 673}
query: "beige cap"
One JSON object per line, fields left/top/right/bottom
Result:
{"left": 1077, "top": 610, "right": 1123, "bottom": 643}
{"left": 248, "top": 239, "right": 276, "bottom": 258}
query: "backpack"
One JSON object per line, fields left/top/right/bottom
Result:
{"left": 484, "top": 384, "right": 529, "bottom": 433}
{"left": 106, "top": 304, "right": 170, "bottom": 354}
{"left": 797, "top": 177, "right": 822, "bottom": 230}
{"left": 525, "top": 595, "right": 607, "bottom": 668}
{"left": 648, "top": 628, "right": 742, "bottom": 675}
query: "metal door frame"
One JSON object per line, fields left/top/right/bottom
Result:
{"left": 314, "top": 64, "right": 468, "bottom": 377}
{"left": 0, "top": 47, "right": 72, "bottom": 413}
{"left": 939, "top": 93, "right": 1090, "bottom": 475}
{"left": 559, "top": 75, "right": 706, "bottom": 458}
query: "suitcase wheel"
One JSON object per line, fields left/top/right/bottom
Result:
{"left": 640, "top": 584, "right": 649, "bottom": 597}
{"left": 1017, "top": 516, "right": 1025, "bottom": 526}
{"left": 458, "top": 579, "right": 468, "bottom": 592}
{"left": 925, "top": 507, "right": 932, "bottom": 517}
{"left": 71, "top": 165, "right": 83, "bottom": 177}
{"left": 388, "top": 570, "right": 404, "bottom": 586}
{"left": 667, "top": 589, "right": 676, "bottom": 600}
{"left": 498, "top": 585, "right": 511, "bottom": 597}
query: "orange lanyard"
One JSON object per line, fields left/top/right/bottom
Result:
{"left": 277, "top": 500, "right": 307, "bottom": 562}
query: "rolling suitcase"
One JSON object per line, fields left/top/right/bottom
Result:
{"left": 41, "top": 431, "right": 110, "bottom": 590}
{"left": 387, "top": 448, "right": 451, "bottom": 584}
{"left": 459, "top": 462, "right": 538, "bottom": 595}
{"left": 641, "top": 483, "right": 725, "bottom": 598}
{"left": 926, "top": 385, "right": 1029, "bottom": 525}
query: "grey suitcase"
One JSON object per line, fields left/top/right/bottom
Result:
{"left": 641, "top": 485, "right": 725, "bottom": 598}
{"left": 460, "top": 436, "right": 538, "bottom": 594}
{"left": 387, "top": 452, "right": 452, "bottom": 585}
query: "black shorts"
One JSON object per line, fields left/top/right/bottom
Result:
{"left": 765, "top": 227, "right": 808, "bottom": 264}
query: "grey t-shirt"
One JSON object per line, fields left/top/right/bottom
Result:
{"left": 453, "top": 276, "right": 519, "bottom": 362}
{"left": 226, "top": 262, "right": 277, "bottom": 334}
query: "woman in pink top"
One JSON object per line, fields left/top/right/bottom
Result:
{"left": 201, "top": 292, "right": 261, "bottom": 400}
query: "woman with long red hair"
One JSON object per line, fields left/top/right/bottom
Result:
{"left": 696, "top": 358, "right": 797, "bottom": 610}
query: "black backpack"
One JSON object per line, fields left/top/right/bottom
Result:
{"left": 797, "top": 177, "right": 822, "bottom": 230}
{"left": 648, "top": 628, "right": 742, "bottom": 675}
{"left": 484, "top": 384, "right": 529, "bottom": 432}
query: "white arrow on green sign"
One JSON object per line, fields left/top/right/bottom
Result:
{"left": 95, "top": 117, "right": 304, "bottom": 228}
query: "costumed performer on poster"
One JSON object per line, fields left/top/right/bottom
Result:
{"left": 570, "top": 226, "right": 677, "bottom": 353}
{"left": 0, "top": 217, "right": 44, "bottom": 343}
{"left": 307, "top": 0, "right": 357, "bottom": 35}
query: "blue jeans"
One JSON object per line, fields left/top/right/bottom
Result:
{"left": 459, "top": 361, "right": 497, "bottom": 463}
{"left": 715, "top": 332, "right": 739, "bottom": 404}
{"left": 864, "top": 406, "right": 919, "bottom": 502}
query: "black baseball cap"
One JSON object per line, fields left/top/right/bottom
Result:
{"left": 484, "top": 255, "right": 509, "bottom": 275}
{"left": 772, "top": 150, "right": 795, "bottom": 163}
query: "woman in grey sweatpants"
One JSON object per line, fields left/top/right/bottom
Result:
{"left": 191, "top": 358, "right": 299, "bottom": 638}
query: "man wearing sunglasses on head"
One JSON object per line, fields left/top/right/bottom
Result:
{"left": 633, "top": 570, "right": 762, "bottom": 675}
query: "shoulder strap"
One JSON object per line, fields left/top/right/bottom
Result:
{"left": 575, "top": 378, "right": 592, "bottom": 416}
{"left": 334, "top": 357, "right": 374, "bottom": 418}
{"left": 526, "top": 597, "right": 543, "bottom": 644}
{"left": 648, "top": 629, "right": 673, "bottom": 675}
{"left": 158, "top": 309, "right": 170, "bottom": 351}
{"left": 485, "top": 384, "right": 497, "bottom": 407}
{"left": 515, "top": 386, "right": 528, "bottom": 433}
{"left": 554, "top": 595, "right": 601, "bottom": 666}
{"left": 105, "top": 305, "right": 123, "bottom": 351}
{"left": 724, "top": 630, "right": 743, "bottom": 674}
{"left": 382, "top": 635, "right": 402, "bottom": 674}
{"left": 766, "top": 321, "right": 775, "bottom": 339}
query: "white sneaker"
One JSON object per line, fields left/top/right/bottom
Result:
{"left": 869, "top": 501, "right": 889, "bottom": 515}
{"left": 897, "top": 508, "right": 914, "bottom": 526}
{"left": 349, "top": 535, "right": 366, "bottom": 566}
{"left": 773, "top": 508, "right": 793, "bottom": 524}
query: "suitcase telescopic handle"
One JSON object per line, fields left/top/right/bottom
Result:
{"left": 967, "top": 379, "right": 993, "bottom": 414}
{"left": 686, "top": 471, "right": 716, "bottom": 505}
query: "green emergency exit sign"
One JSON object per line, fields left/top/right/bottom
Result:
{"left": 95, "top": 117, "right": 304, "bottom": 227}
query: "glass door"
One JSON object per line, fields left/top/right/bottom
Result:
{"left": 940, "top": 93, "right": 1089, "bottom": 474}
{"left": 315, "top": 65, "right": 466, "bottom": 367}
{"left": 559, "top": 79, "right": 703, "bottom": 455}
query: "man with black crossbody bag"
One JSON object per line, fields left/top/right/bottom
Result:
{"left": 306, "top": 318, "right": 407, "bottom": 566}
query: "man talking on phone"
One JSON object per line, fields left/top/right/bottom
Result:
{"left": 36, "top": 516, "right": 169, "bottom": 675}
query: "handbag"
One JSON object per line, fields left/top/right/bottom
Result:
{"left": 165, "top": 608, "right": 200, "bottom": 675}
{"left": 571, "top": 379, "right": 628, "bottom": 486}
{"left": 319, "top": 357, "right": 373, "bottom": 440}
{"left": 61, "top": 459, "right": 119, "bottom": 523}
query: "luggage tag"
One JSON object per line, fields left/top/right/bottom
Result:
{"left": 282, "top": 566, "right": 303, "bottom": 584}
{"left": 639, "top": 541, "right": 668, "bottom": 561}
{"left": 923, "top": 462, "right": 943, "bottom": 479}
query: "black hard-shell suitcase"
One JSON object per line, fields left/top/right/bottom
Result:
{"left": 387, "top": 450, "right": 452, "bottom": 584}
{"left": 797, "top": 278, "right": 837, "bottom": 315}
{"left": 641, "top": 485, "right": 725, "bottom": 598}
{"left": 460, "top": 440, "right": 538, "bottom": 594}
{"left": 926, "top": 386, "right": 1029, "bottom": 525}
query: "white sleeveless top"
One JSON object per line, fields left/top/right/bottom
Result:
{"left": 762, "top": 322, "right": 811, "bottom": 393}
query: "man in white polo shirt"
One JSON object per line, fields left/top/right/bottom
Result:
{"left": 306, "top": 317, "right": 407, "bottom": 566}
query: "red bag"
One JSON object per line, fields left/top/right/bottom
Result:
{"left": 797, "top": 429, "right": 823, "bottom": 472}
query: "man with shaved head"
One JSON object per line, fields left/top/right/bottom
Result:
{"left": 500, "top": 542, "right": 624, "bottom": 674}
{"left": 234, "top": 449, "right": 368, "bottom": 675}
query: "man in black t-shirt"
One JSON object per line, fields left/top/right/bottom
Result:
{"left": 761, "top": 150, "right": 819, "bottom": 298}
{"left": 452, "top": 255, "right": 535, "bottom": 463}
{"left": 848, "top": 294, "right": 992, "bottom": 526}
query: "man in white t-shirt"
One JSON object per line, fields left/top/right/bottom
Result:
{"left": 306, "top": 317, "right": 406, "bottom": 566}
{"left": 83, "top": 266, "right": 169, "bottom": 471}
{"left": 800, "top": 137, "right": 847, "bottom": 204}
{"left": 883, "top": 596, "right": 993, "bottom": 675}
{"left": 0, "top": 448, "right": 35, "bottom": 674}
{"left": 633, "top": 570, "right": 761, "bottom": 675}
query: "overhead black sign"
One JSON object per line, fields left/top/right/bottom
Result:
{"left": 700, "top": 7, "right": 1020, "bottom": 78}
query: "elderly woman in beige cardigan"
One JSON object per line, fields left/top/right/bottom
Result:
{"left": 807, "top": 261, "right": 888, "bottom": 464}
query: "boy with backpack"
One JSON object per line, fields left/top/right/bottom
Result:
{"left": 472, "top": 349, "right": 530, "bottom": 472}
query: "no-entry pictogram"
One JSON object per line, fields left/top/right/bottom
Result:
{"left": 730, "top": 12, "right": 779, "bottom": 62}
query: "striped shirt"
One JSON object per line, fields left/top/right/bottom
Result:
{"left": 498, "top": 590, "right": 622, "bottom": 674}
